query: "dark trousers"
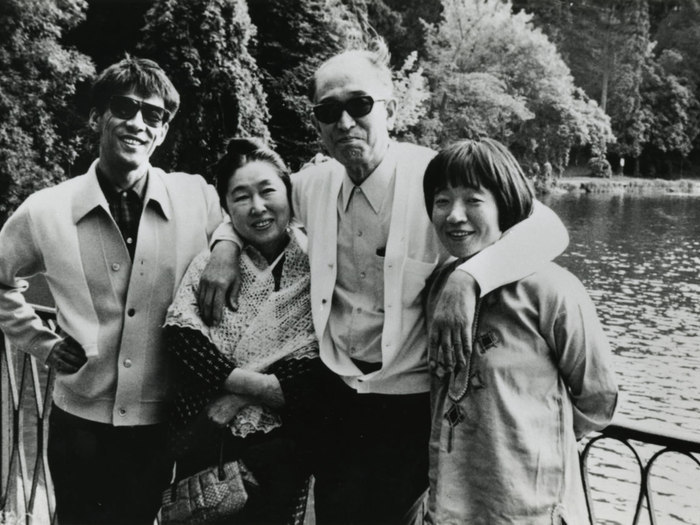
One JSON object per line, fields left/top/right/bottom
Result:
{"left": 312, "top": 372, "right": 431, "bottom": 525}
{"left": 48, "top": 405, "right": 173, "bottom": 525}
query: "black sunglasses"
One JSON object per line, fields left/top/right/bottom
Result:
{"left": 312, "top": 95, "right": 385, "bottom": 124}
{"left": 108, "top": 95, "right": 170, "bottom": 127}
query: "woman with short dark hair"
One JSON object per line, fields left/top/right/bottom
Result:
{"left": 423, "top": 138, "right": 618, "bottom": 524}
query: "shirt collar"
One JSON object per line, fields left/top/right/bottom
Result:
{"left": 140, "top": 166, "right": 171, "bottom": 220}
{"left": 340, "top": 143, "right": 397, "bottom": 213}
{"left": 72, "top": 160, "right": 171, "bottom": 223}
{"left": 96, "top": 165, "right": 149, "bottom": 203}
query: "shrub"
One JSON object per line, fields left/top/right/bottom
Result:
{"left": 587, "top": 156, "right": 613, "bottom": 178}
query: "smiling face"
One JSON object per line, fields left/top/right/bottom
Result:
{"left": 91, "top": 90, "right": 168, "bottom": 183}
{"left": 431, "top": 184, "right": 502, "bottom": 258}
{"left": 312, "top": 55, "right": 396, "bottom": 184}
{"left": 225, "top": 160, "right": 291, "bottom": 262}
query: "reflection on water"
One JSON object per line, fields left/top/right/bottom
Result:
{"left": 543, "top": 192, "right": 700, "bottom": 525}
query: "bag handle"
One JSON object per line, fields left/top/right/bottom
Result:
{"left": 217, "top": 428, "right": 228, "bottom": 481}
{"left": 170, "top": 426, "right": 229, "bottom": 498}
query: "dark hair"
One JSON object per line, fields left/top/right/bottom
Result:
{"left": 91, "top": 55, "right": 180, "bottom": 121}
{"left": 214, "top": 137, "right": 293, "bottom": 216}
{"left": 423, "top": 138, "right": 534, "bottom": 231}
{"left": 308, "top": 39, "right": 393, "bottom": 102}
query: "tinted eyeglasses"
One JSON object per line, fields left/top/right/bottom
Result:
{"left": 312, "top": 95, "right": 385, "bottom": 124}
{"left": 108, "top": 95, "right": 170, "bottom": 127}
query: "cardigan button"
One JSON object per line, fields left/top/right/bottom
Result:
{"left": 127, "top": 308, "right": 135, "bottom": 317}
{"left": 118, "top": 408, "right": 126, "bottom": 416}
{"left": 111, "top": 263, "right": 120, "bottom": 271}
{"left": 123, "top": 358, "right": 132, "bottom": 368}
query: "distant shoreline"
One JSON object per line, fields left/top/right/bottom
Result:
{"left": 552, "top": 175, "right": 700, "bottom": 195}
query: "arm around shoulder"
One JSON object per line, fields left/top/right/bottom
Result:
{"left": 455, "top": 200, "right": 569, "bottom": 296}
{"left": 199, "top": 224, "right": 243, "bottom": 325}
{"left": 201, "top": 177, "right": 225, "bottom": 238}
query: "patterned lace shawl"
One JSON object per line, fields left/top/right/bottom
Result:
{"left": 165, "top": 232, "right": 318, "bottom": 437}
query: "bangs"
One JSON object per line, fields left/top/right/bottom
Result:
{"left": 442, "top": 147, "right": 488, "bottom": 192}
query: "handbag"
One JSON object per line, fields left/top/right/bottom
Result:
{"left": 160, "top": 431, "right": 257, "bottom": 525}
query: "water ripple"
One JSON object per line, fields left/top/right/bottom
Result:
{"left": 545, "top": 192, "right": 700, "bottom": 525}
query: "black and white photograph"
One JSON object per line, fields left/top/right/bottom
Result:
{"left": 0, "top": 1, "right": 698, "bottom": 524}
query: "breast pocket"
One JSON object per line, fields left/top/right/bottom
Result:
{"left": 402, "top": 258, "right": 438, "bottom": 307}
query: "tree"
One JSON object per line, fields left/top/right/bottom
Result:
{"left": 654, "top": 0, "right": 700, "bottom": 87}
{"left": 390, "top": 51, "right": 431, "bottom": 142}
{"left": 0, "top": 0, "right": 94, "bottom": 222}
{"left": 137, "top": 0, "right": 270, "bottom": 178}
{"left": 248, "top": 0, "right": 364, "bottom": 169}
{"left": 516, "top": 0, "right": 650, "bottom": 164}
{"left": 420, "top": 0, "right": 613, "bottom": 180}
{"left": 638, "top": 49, "right": 700, "bottom": 177}
{"left": 364, "top": 0, "right": 444, "bottom": 65}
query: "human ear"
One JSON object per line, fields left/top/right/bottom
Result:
{"left": 88, "top": 109, "right": 101, "bottom": 132}
{"left": 385, "top": 99, "right": 397, "bottom": 131}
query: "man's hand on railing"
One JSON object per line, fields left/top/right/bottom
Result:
{"left": 46, "top": 335, "right": 87, "bottom": 373}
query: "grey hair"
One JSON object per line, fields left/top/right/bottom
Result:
{"left": 308, "top": 38, "right": 393, "bottom": 102}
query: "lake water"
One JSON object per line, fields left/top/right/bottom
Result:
{"left": 543, "top": 191, "right": 700, "bottom": 525}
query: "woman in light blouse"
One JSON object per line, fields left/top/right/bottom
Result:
{"left": 423, "top": 138, "right": 618, "bottom": 524}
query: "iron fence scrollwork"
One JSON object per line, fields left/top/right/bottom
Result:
{"left": 1, "top": 306, "right": 56, "bottom": 525}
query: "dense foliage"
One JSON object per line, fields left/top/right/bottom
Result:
{"left": 516, "top": 0, "right": 700, "bottom": 177}
{"left": 419, "top": 0, "right": 613, "bottom": 178}
{"left": 2, "top": 0, "right": 699, "bottom": 221}
{"left": 138, "top": 0, "right": 270, "bottom": 178}
{"left": 0, "top": 0, "right": 94, "bottom": 222}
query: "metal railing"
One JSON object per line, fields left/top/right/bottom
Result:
{"left": 1, "top": 306, "right": 699, "bottom": 525}
{"left": 580, "top": 418, "right": 700, "bottom": 525}
{"left": 1, "top": 306, "right": 56, "bottom": 525}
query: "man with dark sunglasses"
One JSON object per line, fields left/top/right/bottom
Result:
{"left": 199, "top": 40, "right": 569, "bottom": 525}
{"left": 0, "top": 56, "right": 223, "bottom": 525}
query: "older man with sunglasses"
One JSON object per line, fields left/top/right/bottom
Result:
{"left": 199, "top": 41, "right": 569, "bottom": 525}
{"left": 0, "top": 56, "right": 223, "bottom": 525}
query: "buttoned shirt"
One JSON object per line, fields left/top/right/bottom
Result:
{"left": 329, "top": 148, "right": 396, "bottom": 364}
{"left": 97, "top": 168, "right": 147, "bottom": 259}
